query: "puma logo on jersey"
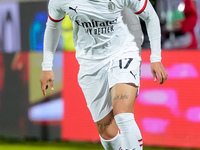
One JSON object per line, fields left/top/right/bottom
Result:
{"left": 69, "top": 6, "right": 78, "bottom": 13}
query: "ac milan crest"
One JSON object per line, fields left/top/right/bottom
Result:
{"left": 108, "top": 0, "right": 115, "bottom": 12}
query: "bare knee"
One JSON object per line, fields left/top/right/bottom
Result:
{"left": 95, "top": 110, "right": 119, "bottom": 140}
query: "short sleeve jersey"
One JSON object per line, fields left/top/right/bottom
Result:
{"left": 48, "top": 0, "right": 147, "bottom": 65}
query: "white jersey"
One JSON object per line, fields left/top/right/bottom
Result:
{"left": 42, "top": 0, "right": 162, "bottom": 71}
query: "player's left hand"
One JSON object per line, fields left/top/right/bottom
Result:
{"left": 151, "top": 62, "right": 168, "bottom": 85}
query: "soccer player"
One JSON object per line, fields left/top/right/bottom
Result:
{"left": 40, "top": 0, "right": 168, "bottom": 149}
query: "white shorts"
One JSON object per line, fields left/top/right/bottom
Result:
{"left": 78, "top": 51, "right": 141, "bottom": 122}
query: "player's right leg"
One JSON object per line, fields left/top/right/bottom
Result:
{"left": 95, "top": 110, "right": 118, "bottom": 140}
{"left": 95, "top": 110, "right": 122, "bottom": 150}
{"left": 78, "top": 64, "right": 122, "bottom": 150}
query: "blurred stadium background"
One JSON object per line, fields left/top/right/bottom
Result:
{"left": 0, "top": 0, "right": 200, "bottom": 149}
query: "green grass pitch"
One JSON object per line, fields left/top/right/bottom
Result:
{"left": 0, "top": 139, "right": 199, "bottom": 150}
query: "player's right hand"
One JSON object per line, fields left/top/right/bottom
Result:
{"left": 40, "top": 71, "right": 54, "bottom": 96}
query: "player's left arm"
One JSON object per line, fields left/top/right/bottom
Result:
{"left": 127, "top": 0, "right": 168, "bottom": 84}
{"left": 150, "top": 62, "right": 168, "bottom": 85}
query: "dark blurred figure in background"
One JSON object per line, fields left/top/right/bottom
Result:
{"left": 194, "top": 0, "right": 200, "bottom": 49}
{"left": 160, "top": 0, "right": 198, "bottom": 49}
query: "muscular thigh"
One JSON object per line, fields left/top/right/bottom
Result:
{"left": 111, "top": 83, "right": 138, "bottom": 116}
{"left": 107, "top": 51, "right": 141, "bottom": 116}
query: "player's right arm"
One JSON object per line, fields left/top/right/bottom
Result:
{"left": 40, "top": 0, "right": 65, "bottom": 96}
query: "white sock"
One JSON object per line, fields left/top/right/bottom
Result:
{"left": 100, "top": 132, "right": 122, "bottom": 150}
{"left": 115, "top": 113, "right": 143, "bottom": 150}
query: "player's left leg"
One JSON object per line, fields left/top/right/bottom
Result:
{"left": 111, "top": 83, "right": 143, "bottom": 150}
{"left": 107, "top": 50, "right": 143, "bottom": 149}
